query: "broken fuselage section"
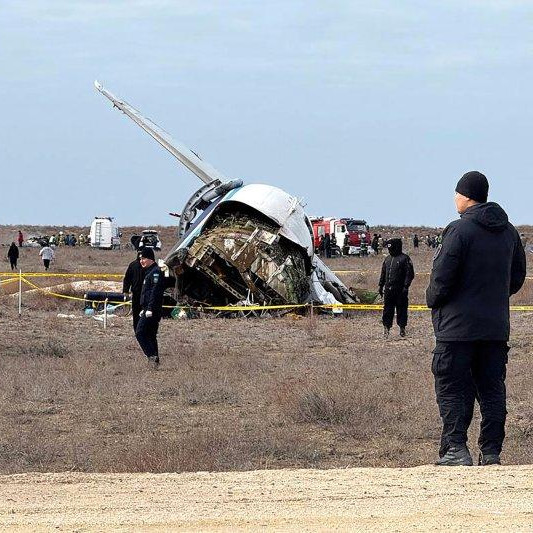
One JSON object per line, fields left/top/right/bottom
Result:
{"left": 94, "top": 81, "right": 356, "bottom": 311}
{"left": 168, "top": 183, "right": 313, "bottom": 307}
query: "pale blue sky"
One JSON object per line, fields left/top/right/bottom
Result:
{"left": 1, "top": 1, "right": 532, "bottom": 227}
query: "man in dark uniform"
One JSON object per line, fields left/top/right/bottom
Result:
{"left": 426, "top": 171, "right": 526, "bottom": 466}
{"left": 135, "top": 248, "right": 166, "bottom": 368}
{"left": 343, "top": 232, "right": 350, "bottom": 255}
{"left": 378, "top": 238, "right": 415, "bottom": 337}
{"left": 323, "top": 233, "right": 331, "bottom": 258}
{"left": 371, "top": 233, "right": 379, "bottom": 254}
{"left": 123, "top": 252, "right": 144, "bottom": 332}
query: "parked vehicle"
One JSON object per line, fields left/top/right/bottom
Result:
{"left": 341, "top": 218, "right": 371, "bottom": 256}
{"left": 89, "top": 216, "right": 121, "bottom": 249}
{"left": 130, "top": 229, "right": 162, "bottom": 251}
{"left": 310, "top": 217, "right": 347, "bottom": 255}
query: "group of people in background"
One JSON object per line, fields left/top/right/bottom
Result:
{"left": 48, "top": 232, "right": 89, "bottom": 246}
{"left": 424, "top": 234, "right": 442, "bottom": 249}
{"left": 317, "top": 233, "right": 338, "bottom": 258}
{"left": 4, "top": 228, "right": 92, "bottom": 272}
{"left": 4, "top": 229, "right": 57, "bottom": 271}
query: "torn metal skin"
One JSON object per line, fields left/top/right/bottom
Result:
{"left": 174, "top": 212, "right": 310, "bottom": 307}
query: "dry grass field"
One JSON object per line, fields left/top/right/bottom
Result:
{"left": 1, "top": 225, "right": 532, "bottom": 475}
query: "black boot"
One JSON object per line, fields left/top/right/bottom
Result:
{"left": 435, "top": 445, "right": 473, "bottom": 466}
{"left": 383, "top": 326, "right": 390, "bottom": 338}
{"left": 147, "top": 356, "right": 160, "bottom": 369}
{"left": 478, "top": 452, "right": 501, "bottom": 466}
{"left": 399, "top": 327, "right": 406, "bottom": 337}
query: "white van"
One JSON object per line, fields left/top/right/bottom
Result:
{"left": 89, "top": 216, "right": 121, "bottom": 249}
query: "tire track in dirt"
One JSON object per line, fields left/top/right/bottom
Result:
{"left": 1, "top": 466, "right": 532, "bottom": 531}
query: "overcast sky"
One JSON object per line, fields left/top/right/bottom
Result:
{"left": 1, "top": 1, "right": 532, "bottom": 228}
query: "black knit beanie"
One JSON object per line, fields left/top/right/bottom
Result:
{"left": 140, "top": 248, "right": 155, "bottom": 260}
{"left": 455, "top": 171, "right": 489, "bottom": 203}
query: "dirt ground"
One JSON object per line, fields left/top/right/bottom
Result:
{"left": 1, "top": 466, "right": 532, "bottom": 531}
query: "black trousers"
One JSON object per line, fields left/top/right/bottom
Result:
{"left": 131, "top": 295, "right": 141, "bottom": 333}
{"left": 43, "top": 259, "right": 50, "bottom": 270}
{"left": 432, "top": 341, "right": 508, "bottom": 457}
{"left": 10, "top": 259, "right": 17, "bottom": 270}
{"left": 382, "top": 289, "right": 408, "bottom": 328}
{"left": 135, "top": 315, "right": 160, "bottom": 359}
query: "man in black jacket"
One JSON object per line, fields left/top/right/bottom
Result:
{"left": 123, "top": 252, "right": 144, "bottom": 332}
{"left": 379, "top": 238, "right": 415, "bottom": 337}
{"left": 426, "top": 171, "right": 526, "bottom": 466}
{"left": 135, "top": 248, "right": 166, "bottom": 368}
{"left": 323, "top": 233, "right": 331, "bottom": 258}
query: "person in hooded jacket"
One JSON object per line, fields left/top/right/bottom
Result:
{"left": 378, "top": 238, "right": 414, "bottom": 337}
{"left": 7, "top": 242, "right": 19, "bottom": 270}
{"left": 426, "top": 171, "right": 526, "bottom": 467}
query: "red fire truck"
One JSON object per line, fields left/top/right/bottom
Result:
{"left": 340, "top": 218, "right": 371, "bottom": 255}
{"left": 309, "top": 217, "right": 347, "bottom": 256}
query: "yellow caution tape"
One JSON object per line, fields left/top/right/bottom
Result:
{"left": 317, "top": 303, "right": 430, "bottom": 311}
{"left": 188, "top": 303, "right": 309, "bottom": 311}
{"left": 20, "top": 277, "right": 128, "bottom": 306}
{"left": 0, "top": 272, "right": 122, "bottom": 279}
{"left": 16, "top": 277, "right": 533, "bottom": 313}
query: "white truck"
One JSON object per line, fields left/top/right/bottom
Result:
{"left": 89, "top": 216, "right": 121, "bottom": 249}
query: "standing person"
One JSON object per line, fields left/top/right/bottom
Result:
{"left": 413, "top": 234, "right": 419, "bottom": 249}
{"left": 330, "top": 233, "right": 337, "bottom": 256}
{"left": 135, "top": 248, "right": 165, "bottom": 368}
{"left": 343, "top": 232, "right": 350, "bottom": 255}
{"left": 123, "top": 252, "right": 145, "bottom": 332}
{"left": 317, "top": 234, "right": 325, "bottom": 256}
{"left": 17, "top": 230, "right": 24, "bottom": 248}
{"left": 7, "top": 242, "right": 19, "bottom": 271}
{"left": 39, "top": 244, "right": 55, "bottom": 270}
{"left": 377, "top": 234, "right": 384, "bottom": 253}
{"left": 378, "top": 238, "right": 414, "bottom": 337}
{"left": 323, "top": 233, "right": 331, "bottom": 258}
{"left": 371, "top": 233, "right": 379, "bottom": 254}
{"left": 426, "top": 171, "right": 526, "bottom": 466}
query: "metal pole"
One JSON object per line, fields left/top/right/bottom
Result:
{"left": 103, "top": 298, "right": 108, "bottom": 330}
{"left": 18, "top": 269, "right": 22, "bottom": 317}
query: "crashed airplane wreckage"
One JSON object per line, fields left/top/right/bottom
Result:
{"left": 95, "top": 81, "right": 357, "bottom": 313}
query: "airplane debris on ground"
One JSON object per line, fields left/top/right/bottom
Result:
{"left": 95, "top": 81, "right": 360, "bottom": 314}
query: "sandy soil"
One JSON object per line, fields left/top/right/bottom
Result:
{"left": 1, "top": 466, "right": 532, "bottom": 531}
